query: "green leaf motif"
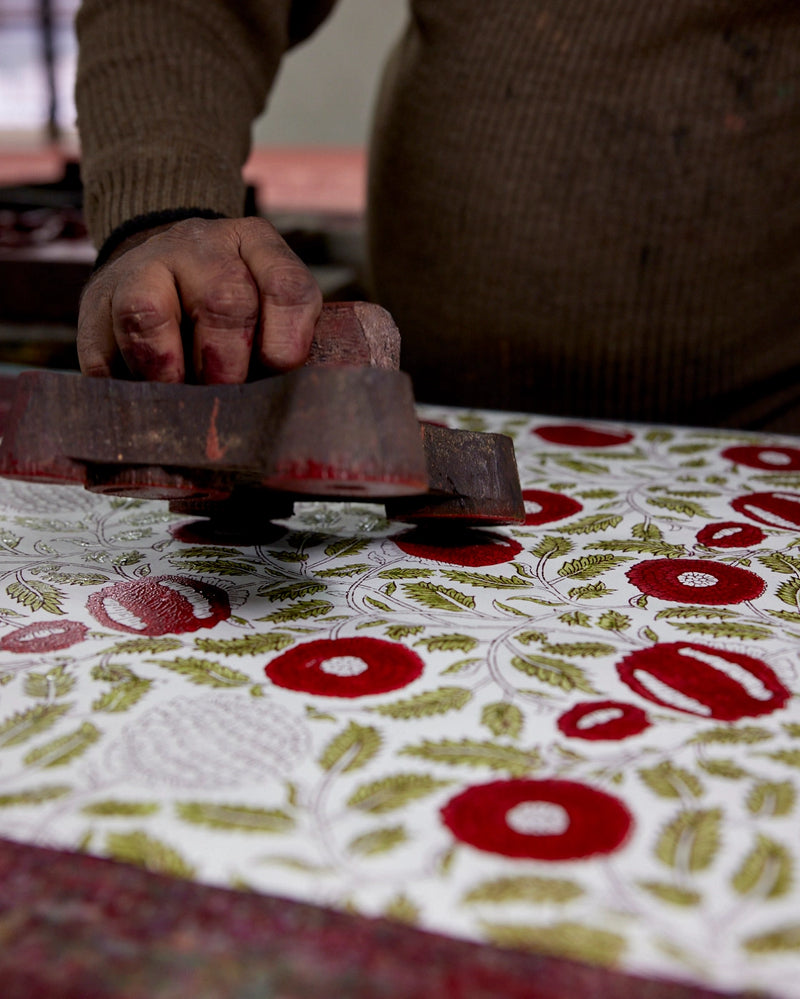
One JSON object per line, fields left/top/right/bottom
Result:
{"left": 633, "top": 521, "right": 664, "bottom": 540}
{"left": 23, "top": 721, "right": 101, "bottom": 768}
{"left": 555, "top": 514, "right": 623, "bottom": 535}
{"left": 568, "top": 582, "right": 613, "bottom": 600}
{"left": 92, "top": 678, "right": 152, "bottom": 714}
{"left": 590, "top": 539, "right": 686, "bottom": 558}
{"left": 384, "top": 893, "right": 419, "bottom": 924}
{"left": 746, "top": 781, "right": 796, "bottom": 817}
{"left": 24, "top": 665, "right": 76, "bottom": 700}
{"left": 670, "top": 621, "right": 771, "bottom": 641}
{"left": 559, "top": 611, "right": 592, "bottom": 628}
{"left": 481, "top": 702, "right": 524, "bottom": 739}
{"left": 639, "top": 762, "right": 704, "bottom": 800}
{"left": 402, "top": 582, "right": 475, "bottom": 612}
{"left": 365, "top": 596, "right": 393, "bottom": 612}
{"left": 414, "top": 633, "right": 479, "bottom": 654}
{"left": 319, "top": 722, "right": 381, "bottom": 774}
{"left": 7, "top": 580, "right": 64, "bottom": 615}
{"left": 194, "top": 633, "right": 295, "bottom": 656}
{"left": 0, "top": 703, "right": 71, "bottom": 748}
{"left": 530, "top": 536, "right": 573, "bottom": 559}
{"left": 732, "top": 835, "right": 793, "bottom": 899}
{"left": 464, "top": 876, "right": 582, "bottom": 905}
{"left": 0, "top": 784, "right": 71, "bottom": 807}
{"left": 105, "top": 829, "right": 195, "bottom": 878}
{"left": 316, "top": 564, "right": 370, "bottom": 578}
{"left": 378, "top": 568, "right": 435, "bottom": 579}
{"left": 149, "top": 657, "right": 250, "bottom": 688}
{"left": 638, "top": 881, "right": 701, "bottom": 907}
{"left": 557, "top": 554, "right": 631, "bottom": 581}
{"left": 692, "top": 725, "right": 773, "bottom": 746}
{"left": 758, "top": 552, "right": 800, "bottom": 575}
{"left": 170, "top": 559, "right": 257, "bottom": 576}
{"left": 400, "top": 738, "right": 540, "bottom": 777}
{"left": 176, "top": 801, "right": 294, "bottom": 833}
{"left": 597, "top": 611, "right": 631, "bottom": 632}
{"left": 441, "top": 657, "right": 482, "bottom": 675}
{"left": 348, "top": 824, "right": 407, "bottom": 856}
{"left": 761, "top": 749, "right": 800, "bottom": 770}
{"left": 539, "top": 641, "right": 616, "bottom": 658}
{"left": 744, "top": 924, "right": 800, "bottom": 954}
{"left": 440, "top": 569, "right": 530, "bottom": 589}
{"left": 480, "top": 921, "right": 625, "bottom": 968}
{"left": 257, "top": 600, "right": 334, "bottom": 623}
{"left": 324, "top": 538, "right": 369, "bottom": 558}
{"left": 82, "top": 799, "right": 159, "bottom": 816}
{"left": 646, "top": 496, "right": 711, "bottom": 519}
{"left": 371, "top": 686, "right": 472, "bottom": 719}
{"left": 511, "top": 654, "right": 599, "bottom": 695}
{"left": 655, "top": 808, "right": 722, "bottom": 872}
{"left": 655, "top": 607, "right": 736, "bottom": 620}
{"left": 347, "top": 773, "right": 451, "bottom": 814}
{"left": 384, "top": 624, "right": 425, "bottom": 640}
{"left": 698, "top": 758, "right": 749, "bottom": 780}
{"left": 776, "top": 579, "right": 800, "bottom": 609}
{"left": 553, "top": 457, "right": 610, "bottom": 475}
{"left": 103, "top": 637, "right": 183, "bottom": 655}
{"left": 258, "top": 580, "right": 327, "bottom": 602}
{"left": 32, "top": 569, "right": 110, "bottom": 586}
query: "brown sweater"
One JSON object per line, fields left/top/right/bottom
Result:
{"left": 75, "top": 1, "right": 800, "bottom": 431}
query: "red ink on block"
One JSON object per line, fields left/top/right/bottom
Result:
{"left": 626, "top": 558, "right": 765, "bottom": 605}
{"left": 442, "top": 779, "right": 632, "bottom": 860}
{"left": 265, "top": 636, "right": 424, "bottom": 697}
{"left": 0, "top": 619, "right": 88, "bottom": 653}
{"left": 557, "top": 700, "right": 650, "bottom": 741}
{"left": 205, "top": 397, "right": 227, "bottom": 461}
{"left": 617, "top": 642, "right": 790, "bottom": 721}
{"left": 87, "top": 575, "right": 230, "bottom": 635}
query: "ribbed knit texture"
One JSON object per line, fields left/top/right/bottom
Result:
{"left": 76, "top": 1, "right": 800, "bottom": 431}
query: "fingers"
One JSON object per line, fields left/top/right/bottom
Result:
{"left": 76, "top": 217, "right": 322, "bottom": 384}
{"left": 238, "top": 219, "right": 322, "bottom": 372}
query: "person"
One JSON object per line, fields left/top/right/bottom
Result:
{"left": 74, "top": 1, "right": 800, "bottom": 431}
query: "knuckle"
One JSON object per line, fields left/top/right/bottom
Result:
{"left": 194, "top": 275, "right": 258, "bottom": 328}
{"left": 112, "top": 293, "right": 172, "bottom": 339}
{"left": 262, "top": 262, "right": 321, "bottom": 308}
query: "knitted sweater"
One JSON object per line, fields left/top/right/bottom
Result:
{"left": 75, "top": 1, "right": 800, "bottom": 431}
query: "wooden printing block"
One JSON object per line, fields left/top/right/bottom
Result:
{"left": 0, "top": 302, "right": 525, "bottom": 525}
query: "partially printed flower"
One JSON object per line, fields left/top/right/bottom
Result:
{"left": 0, "top": 619, "right": 88, "bottom": 653}
{"left": 265, "top": 637, "right": 424, "bottom": 697}
{"left": 522, "top": 489, "right": 583, "bottom": 526}
{"left": 105, "top": 694, "right": 310, "bottom": 790}
{"left": 617, "top": 641, "right": 790, "bottom": 721}
{"left": 441, "top": 779, "right": 632, "bottom": 860}
{"left": 695, "top": 521, "right": 765, "bottom": 549}
{"left": 557, "top": 700, "right": 650, "bottom": 741}
{"left": 393, "top": 528, "right": 523, "bottom": 567}
{"left": 626, "top": 558, "right": 764, "bottom": 605}
{"left": 730, "top": 491, "right": 800, "bottom": 529}
{"left": 533, "top": 424, "right": 634, "bottom": 447}
{"left": 87, "top": 575, "right": 230, "bottom": 635}
{"left": 721, "top": 445, "right": 800, "bottom": 472}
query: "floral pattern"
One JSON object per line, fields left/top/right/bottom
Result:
{"left": 1, "top": 409, "right": 800, "bottom": 996}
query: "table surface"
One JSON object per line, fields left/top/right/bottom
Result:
{"left": 1, "top": 403, "right": 800, "bottom": 997}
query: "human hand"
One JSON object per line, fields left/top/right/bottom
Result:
{"left": 77, "top": 217, "right": 322, "bottom": 383}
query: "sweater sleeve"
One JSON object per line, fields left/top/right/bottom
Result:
{"left": 75, "top": 0, "right": 338, "bottom": 247}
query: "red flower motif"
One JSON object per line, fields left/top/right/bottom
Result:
{"left": 730, "top": 491, "right": 800, "bottom": 529}
{"left": 441, "top": 779, "right": 632, "bottom": 860}
{"left": 0, "top": 619, "right": 88, "bottom": 654}
{"left": 557, "top": 701, "right": 650, "bottom": 741}
{"left": 626, "top": 558, "right": 764, "bottom": 605}
{"left": 522, "top": 489, "right": 583, "bottom": 526}
{"left": 265, "top": 637, "right": 424, "bottom": 698}
{"left": 695, "top": 522, "right": 766, "bottom": 549}
{"left": 393, "top": 528, "right": 523, "bottom": 567}
{"left": 722, "top": 445, "right": 800, "bottom": 472}
{"left": 533, "top": 425, "right": 634, "bottom": 447}
{"left": 617, "top": 642, "right": 790, "bottom": 721}
{"left": 87, "top": 575, "right": 230, "bottom": 635}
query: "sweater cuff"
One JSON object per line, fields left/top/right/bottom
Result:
{"left": 93, "top": 208, "right": 227, "bottom": 271}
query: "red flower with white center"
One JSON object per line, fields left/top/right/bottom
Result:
{"left": 87, "top": 575, "right": 230, "bottom": 635}
{"left": 441, "top": 779, "right": 632, "bottom": 860}
{"left": 533, "top": 425, "right": 634, "bottom": 447}
{"left": 730, "top": 491, "right": 800, "bottom": 529}
{"left": 695, "top": 522, "right": 766, "bottom": 549}
{"left": 265, "top": 637, "right": 424, "bottom": 697}
{"left": 722, "top": 445, "right": 800, "bottom": 472}
{"left": 557, "top": 700, "right": 650, "bottom": 741}
{"left": 522, "top": 489, "right": 583, "bottom": 526}
{"left": 393, "top": 528, "right": 523, "bottom": 567}
{"left": 617, "top": 642, "right": 790, "bottom": 721}
{"left": 0, "top": 619, "right": 88, "bottom": 654}
{"left": 626, "top": 558, "right": 764, "bottom": 605}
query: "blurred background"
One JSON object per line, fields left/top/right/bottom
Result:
{"left": 0, "top": 0, "right": 406, "bottom": 367}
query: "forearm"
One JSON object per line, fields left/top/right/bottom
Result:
{"left": 75, "top": 0, "right": 334, "bottom": 248}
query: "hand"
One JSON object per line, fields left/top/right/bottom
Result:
{"left": 77, "top": 216, "right": 322, "bottom": 383}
